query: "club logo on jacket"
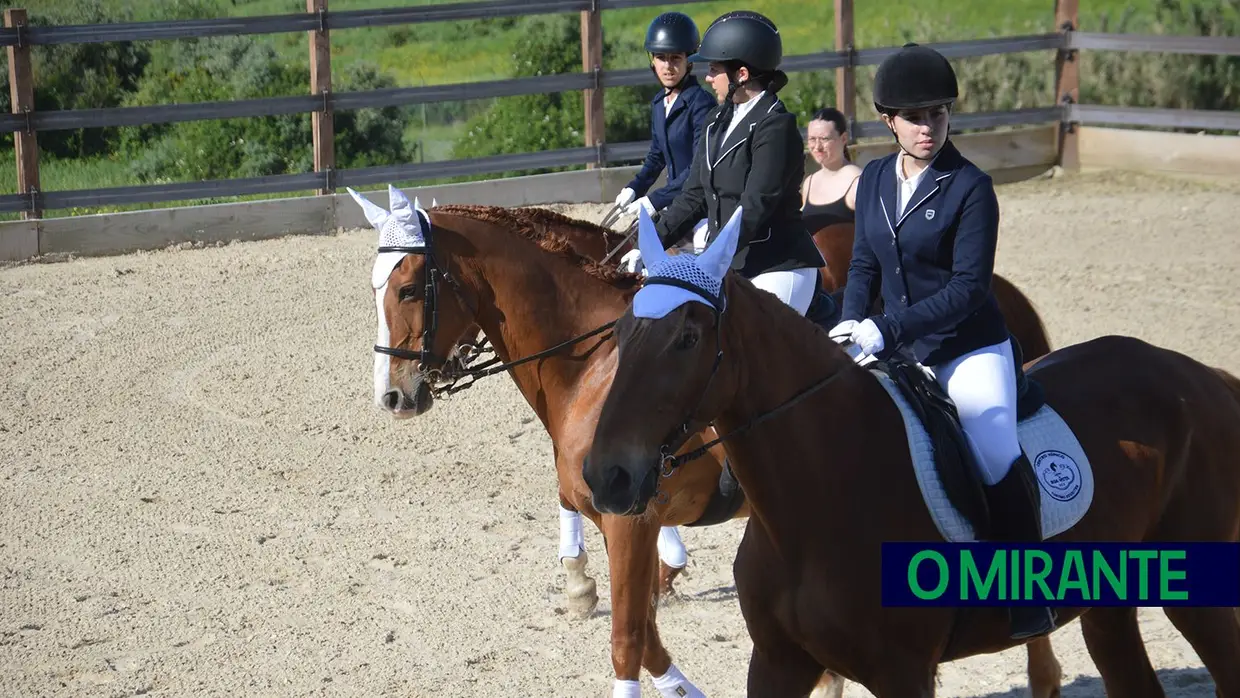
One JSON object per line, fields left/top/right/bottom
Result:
{"left": 925, "top": 209, "right": 936, "bottom": 220}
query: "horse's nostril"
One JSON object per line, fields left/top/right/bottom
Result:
{"left": 604, "top": 464, "right": 632, "bottom": 497}
{"left": 382, "top": 389, "right": 402, "bottom": 411}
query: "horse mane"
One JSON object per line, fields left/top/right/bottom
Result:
{"left": 509, "top": 206, "right": 632, "bottom": 246}
{"left": 432, "top": 204, "right": 641, "bottom": 290}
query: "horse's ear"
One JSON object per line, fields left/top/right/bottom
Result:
{"left": 388, "top": 184, "right": 415, "bottom": 224}
{"left": 697, "top": 205, "right": 742, "bottom": 282}
{"left": 636, "top": 205, "right": 670, "bottom": 269}
{"left": 347, "top": 187, "right": 390, "bottom": 230}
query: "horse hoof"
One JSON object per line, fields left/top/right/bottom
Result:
{"left": 562, "top": 550, "right": 599, "bottom": 620}
{"left": 659, "top": 561, "right": 685, "bottom": 597}
{"left": 565, "top": 580, "right": 599, "bottom": 620}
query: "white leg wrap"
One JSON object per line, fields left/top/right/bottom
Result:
{"left": 559, "top": 505, "right": 585, "bottom": 561}
{"left": 612, "top": 679, "right": 642, "bottom": 698}
{"left": 653, "top": 663, "right": 706, "bottom": 698}
{"left": 657, "top": 526, "right": 687, "bottom": 569}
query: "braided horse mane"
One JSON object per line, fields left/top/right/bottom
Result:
{"left": 431, "top": 204, "right": 641, "bottom": 289}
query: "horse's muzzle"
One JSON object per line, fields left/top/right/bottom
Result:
{"left": 379, "top": 377, "right": 434, "bottom": 418}
{"left": 582, "top": 455, "right": 659, "bottom": 516}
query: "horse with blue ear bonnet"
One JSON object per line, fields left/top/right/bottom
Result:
{"left": 584, "top": 195, "right": 1240, "bottom": 695}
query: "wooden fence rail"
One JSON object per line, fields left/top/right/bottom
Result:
{"left": 4, "top": 0, "right": 1240, "bottom": 220}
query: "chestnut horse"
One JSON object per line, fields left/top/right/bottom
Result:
{"left": 582, "top": 207, "right": 1240, "bottom": 696}
{"left": 352, "top": 186, "right": 1065, "bottom": 697}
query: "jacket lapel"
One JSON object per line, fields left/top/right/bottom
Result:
{"left": 708, "top": 92, "right": 777, "bottom": 170}
{"left": 893, "top": 141, "right": 960, "bottom": 229}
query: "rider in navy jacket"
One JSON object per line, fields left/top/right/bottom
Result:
{"left": 839, "top": 138, "right": 1008, "bottom": 367}
{"left": 831, "top": 43, "right": 1058, "bottom": 643}
{"left": 614, "top": 12, "right": 715, "bottom": 216}
{"left": 626, "top": 76, "right": 715, "bottom": 212}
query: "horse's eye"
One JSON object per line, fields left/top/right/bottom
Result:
{"left": 674, "top": 329, "right": 699, "bottom": 351}
{"left": 398, "top": 285, "right": 418, "bottom": 301}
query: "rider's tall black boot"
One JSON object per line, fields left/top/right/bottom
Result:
{"left": 985, "top": 451, "right": 1058, "bottom": 640}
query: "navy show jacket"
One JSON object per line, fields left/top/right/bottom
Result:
{"left": 840, "top": 139, "right": 1011, "bottom": 366}
{"left": 626, "top": 75, "right": 716, "bottom": 211}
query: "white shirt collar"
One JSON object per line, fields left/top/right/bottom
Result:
{"left": 895, "top": 149, "right": 939, "bottom": 218}
{"left": 722, "top": 90, "right": 767, "bottom": 142}
{"left": 663, "top": 89, "right": 679, "bottom": 115}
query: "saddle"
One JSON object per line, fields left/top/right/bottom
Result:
{"left": 868, "top": 335, "right": 1045, "bottom": 538}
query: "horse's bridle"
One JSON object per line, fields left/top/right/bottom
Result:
{"left": 373, "top": 209, "right": 480, "bottom": 378}
{"left": 642, "top": 276, "right": 852, "bottom": 485}
{"left": 373, "top": 210, "right": 627, "bottom": 397}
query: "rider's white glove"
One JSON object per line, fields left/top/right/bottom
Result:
{"left": 623, "top": 196, "right": 655, "bottom": 217}
{"left": 828, "top": 320, "right": 858, "bottom": 344}
{"left": 620, "top": 249, "right": 644, "bottom": 275}
{"left": 614, "top": 187, "right": 636, "bottom": 208}
{"left": 850, "top": 318, "right": 885, "bottom": 355}
{"left": 691, "top": 218, "right": 710, "bottom": 253}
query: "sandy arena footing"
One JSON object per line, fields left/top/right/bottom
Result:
{"left": 2, "top": 169, "right": 1238, "bottom": 697}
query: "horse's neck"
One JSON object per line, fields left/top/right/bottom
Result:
{"left": 461, "top": 225, "right": 632, "bottom": 433}
{"left": 713, "top": 277, "right": 872, "bottom": 555}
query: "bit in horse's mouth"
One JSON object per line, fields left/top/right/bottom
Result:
{"left": 408, "top": 382, "right": 433, "bottom": 414}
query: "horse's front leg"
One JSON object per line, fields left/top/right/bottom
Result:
{"left": 603, "top": 514, "right": 707, "bottom": 697}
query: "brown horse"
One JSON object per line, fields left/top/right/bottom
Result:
{"left": 582, "top": 209, "right": 1240, "bottom": 696}
{"left": 353, "top": 185, "right": 1065, "bottom": 697}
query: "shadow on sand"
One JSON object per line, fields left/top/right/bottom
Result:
{"left": 976, "top": 666, "right": 1214, "bottom": 697}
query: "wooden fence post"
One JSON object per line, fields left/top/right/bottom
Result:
{"left": 834, "top": 0, "right": 856, "bottom": 143}
{"left": 1054, "top": 0, "right": 1080, "bottom": 170}
{"left": 308, "top": 0, "right": 334, "bottom": 194}
{"left": 580, "top": 3, "right": 604, "bottom": 169}
{"left": 5, "top": 8, "right": 40, "bottom": 219}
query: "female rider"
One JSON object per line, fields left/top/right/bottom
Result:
{"left": 623, "top": 10, "right": 826, "bottom": 315}
{"left": 613, "top": 12, "right": 715, "bottom": 219}
{"left": 829, "top": 42, "right": 1056, "bottom": 640}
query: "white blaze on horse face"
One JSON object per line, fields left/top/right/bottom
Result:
{"left": 374, "top": 282, "right": 394, "bottom": 409}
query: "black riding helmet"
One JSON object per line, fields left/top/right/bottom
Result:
{"left": 644, "top": 11, "right": 699, "bottom": 55}
{"left": 688, "top": 10, "right": 782, "bottom": 73}
{"left": 689, "top": 9, "right": 787, "bottom": 119}
{"left": 644, "top": 11, "right": 699, "bottom": 88}
{"left": 872, "top": 42, "right": 959, "bottom": 114}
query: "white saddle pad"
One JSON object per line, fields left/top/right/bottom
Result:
{"left": 870, "top": 370, "right": 1095, "bottom": 543}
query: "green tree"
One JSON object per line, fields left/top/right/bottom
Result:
{"left": 0, "top": 0, "right": 153, "bottom": 158}
{"left": 118, "top": 36, "right": 415, "bottom": 183}
{"left": 450, "top": 15, "right": 651, "bottom": 175}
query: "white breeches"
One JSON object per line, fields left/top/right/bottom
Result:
{"left": 750, "top": 267, "right": 818, "bottom": 316}
{"left": 928, "top": 339, "right": 1022, "bottom": 486}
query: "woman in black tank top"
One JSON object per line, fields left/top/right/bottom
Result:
{"left": 801, "top": 107, "right": 862, "bottom": 232}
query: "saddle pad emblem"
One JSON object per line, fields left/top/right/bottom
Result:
{"left": 1033, "top": 449, "right": 1083, "bottom": 502}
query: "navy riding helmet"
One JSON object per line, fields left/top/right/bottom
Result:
{"left": 872, "top": 42, "right": 959, "bottom": 114}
